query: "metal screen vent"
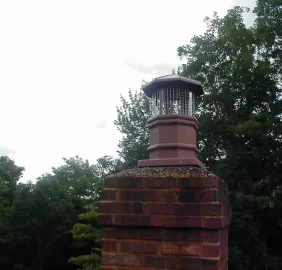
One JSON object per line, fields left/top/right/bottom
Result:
{"left": 150, "top": 88, "right": 196, "bottom": 117}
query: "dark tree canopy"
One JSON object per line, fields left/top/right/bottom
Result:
{"left": 1, "top": 1, "right": 282, "bottom": 270}
{"left": 114, "top": 89, "right": 150, "bottom": 169}
{"left": 0, "top": 156, "right": 102, "bottom": 270}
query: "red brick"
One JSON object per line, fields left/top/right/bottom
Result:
{"left": 132, "top": 202, "right": 143, "bottom": 214}
{"left": 98, "top": 214, "right": 113, "bottom": 225}
{"left": 104, "top": 178, "right": 119, "bottom": 188}
{"left": 141, "top": 178, "right": 176, "bottom": 188}
{"left": 119, "top": 189, "right": 157, "bottom": 201}
{"left": 181, "top": 244, "right": 202, "bottom": 256}
{"left": 103, "top": 228, "right": 138, "bottom": 239}
{"left": 101, "top": 267, "right": 116, "bottom": 270}
{"left": 150, "top": 215, "right": 164, "bottom": 226}
{"left": 119, "top": 177, "right": 140, "bottom": 188}
{"left": 120, "top": 240, "right": 158, "bottom": 254}
{"left": 117, "top": 268, "right": 138, "bottom": 270}
{"left": 182, "top": 229, "right": 220, "bottom": 242}
{"left": 102, "top": 254, "right": 138, "bottom": 266}
{"left": 202, "top": 244, "right": 219, "bottom": 257}
{"left": 179, "top": 257, "right": 219, "bottom": 269}
{"left": 102, "top": 239, "right": 117, "bottom": 252}
{"left": 204, "top": 217, "right": 224, "bottom": 229}
{"left": 179, "top": 189, "right": 217, "bottom": 202}
{"left": 164, "top": 216, "right": 203, "bottom": 228}
{"left": 162, "top": 242, "right": 201, "bottom": 256}
{"left": 115, "top": 214, "right": 151, "bottom": 226}
{"left": 161, "top": 242, "right": 180, "bottom": 255}
{"left": 220, "top": 258, "right": 228, "bottom": 270}
{"left": 224, "top": 215, "right": 231, "bottom": 226}
{"left": 103, "top": 189, "right": 117, "bottom": 201}
{"left": 144, "top": 202, "right": 182, "bottom": 215}
{"left": 179, "top": 176, "right": 219, "bottom": 189}
{"left": 217, "top": 191, "right": 228, "bottom": 203}
{"left": 140, "top": 255, "right": 177, "bottom": 268}
{"left": 99, "top": 202, "right": 133, "bottom": 213}
{"left": 104, "top": 177, "right": 139, "bottom": 188}
{"left": 182, "top": 203, "right": 222, "bottom": 216}
{"left": 139, "top": 228, "right": 182, "bottom": 241}
{"left": 225, "top": 205, "right": 230, "bottom": 215}
{"left": 156, "top": 189, "right": 179, "bottom": 202}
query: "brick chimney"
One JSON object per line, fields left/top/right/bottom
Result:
{"left": 99, "top": 75, "right": 230, "bottom": 270}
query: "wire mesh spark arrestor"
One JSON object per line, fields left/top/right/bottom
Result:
{"left": 138, "top": 75, "right": 204, "bottom": 167}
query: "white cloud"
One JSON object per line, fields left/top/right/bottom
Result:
{"left": 0, "top": 146, "right": 17, "bottom": 156}
{"left": 0, "top": 0, "right": 234, "bottom": 181}
{"left": 123, "top": 59, "right": 177, "bottom": 75}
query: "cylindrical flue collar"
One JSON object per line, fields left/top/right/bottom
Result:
{"left": 138, "top": 114, "right": 204, "bottom": 167}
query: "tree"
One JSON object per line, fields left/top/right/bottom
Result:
{"left": 26, "top": 156, "right": 103, "bottom": 270}
{"left": 255, "top": 0, "right": 282, "bottom": 82}
{"left": 0, "top": 156, "right": 24, "bottom": 205}
{"left": 114, "top": 88, "right": 150, "bottom": 169}
{"left": 0, "top": 177, "right": 11, "bottom": 265}
{"left": 0, "top": 156, "right": 103, "bottom": 270}
{"left": 177, "top": 3, "right": 282, "bottom": 269}
{"left": 0, "top": 157, "right": 25, "bottom": 269}
{"left": 69, "top": 204, "right": 101, "bottom": 270}
{"left": 50, "top": 156, "right": 103, "bottom": 201}
{"left": 95, "top": 155, "right": 125, "bottom": 178}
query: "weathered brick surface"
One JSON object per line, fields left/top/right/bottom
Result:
{"left": 98, "top": 214, "right": 113, "bottom": 225}
{"left": 102, "top": 254, "right": 138, "bottom": 266}
{"left": 99, "top": 167, "right": 230, "bottom": 269}
{"left": 103, "top": 189, "right": 117, "bottom": 201}
{"left": 140, "top": 255, "right": 177, "bottom": 268}
{"left": 114, "top": 214, "right": 151, "bottom": 226}
{"left": 163, "top": 215, "right": 203, "bottom": 228}
{"left": 139, "top": 228, "right": 182, "bottom": 241}
{"left": 119, "top": 189, "right": 157, "bottom": 201}
{"left": 161, "top": 242, "right": 202, "bottom": 256}
{"left": 102, "top": 239, "right": 117, "bottom": 252}
{"left": 120, "top": 240, "right": 158, "bottom": 254}
{"left": 103, "top": 228, "right": 138, "bottom": 239}
{"left": 178, "top": 257, "right": 219, "bottom": 269}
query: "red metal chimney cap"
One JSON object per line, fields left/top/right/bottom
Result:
{"left": 142, "top": 75, "right": 203, "bottom": 98}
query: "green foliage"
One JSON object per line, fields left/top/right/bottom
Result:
{"left": 114, "top": 88, "right": 151, "bottom": 169}
{"left": 0, "top": 156, "right": 24, "bottom": 205}
{"left": 0, "top": 157, "right": 25, "bottom": 267}
{"left": 95, "top": 155, "right": 125, "bottom": 177}
{"left": 69, "top": 254, "right": 100, "bottom": 270}
{"left": 0, "top": 156, "right": 102, "bottom": 270}
{"left": 255, "top": 0, "right": 282, "bottom": 79}
{"left": 177, "top": 2, "right": 282, "bottom": 269}
{"left": 69, "top": 205, "right": 101, "bottom": 270}
{"left": 0, "top": 2, "right": 281, "bottom": 270}
{"left": 0, "top": 177, "right": 11, "bottom": 264}
{"left": 49, "top": 156, "right": 103, "bottom": 201}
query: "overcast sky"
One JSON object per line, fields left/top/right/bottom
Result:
{"left": 0, "top": 0, "right": 256, "bottom": 182}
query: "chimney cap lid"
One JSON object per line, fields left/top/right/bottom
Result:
{"left": 142, "top": 75, "right": 203, "bottom": 97}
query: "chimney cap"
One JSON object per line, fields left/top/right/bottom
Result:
{"left": 142, "top": 75, "right": 203, "bottom": 98}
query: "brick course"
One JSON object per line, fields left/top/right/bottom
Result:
{"left": 99, "top": 167, "right": 230, "bottom": 270}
